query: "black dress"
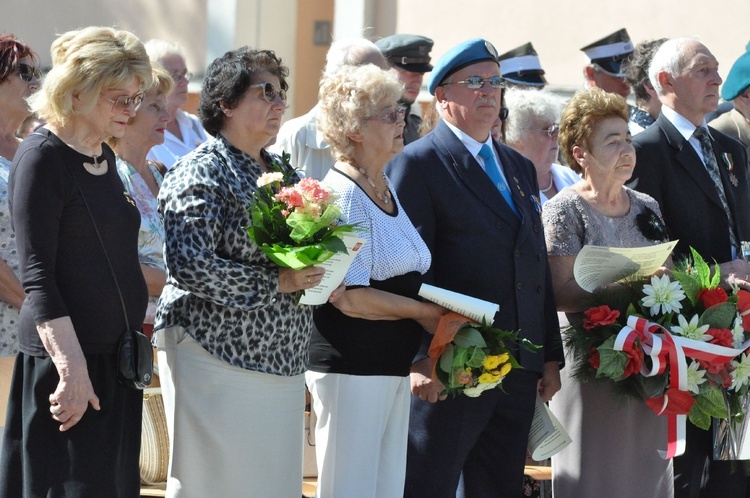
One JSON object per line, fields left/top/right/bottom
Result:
{"left": 0, "top": 129, "right": 148, "bottom": 498}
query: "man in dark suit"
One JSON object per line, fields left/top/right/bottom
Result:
{"left": 386, "top": 38, "right": 563, "bottom": 498}
{"left": 631, "top": 37, "right": 750, "bottom": 498}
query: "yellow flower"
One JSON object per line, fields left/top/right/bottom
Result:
{"left": 483, "top": 355, "right": 503, "bottom": 370}
{"left": 478, "top": 372, "right": 501, "bottom": 384}
{"left": 498, "top": 363, "right": 512, "bottom": 377}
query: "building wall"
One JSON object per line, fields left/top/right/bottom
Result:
{"left": 393, "top": 1, "right": 750, "bottom": 93}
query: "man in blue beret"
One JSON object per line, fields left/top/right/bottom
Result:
{"left": 710, "top": 44, "right": 750, "bottom": 161}
{"left": 632, "top": 37, "right": 750, "bottom": 498}
{"left": 376, "top": 34, "right": 434, "bottom": 145}
{"left": 386, "top": 38, "right": 563, "bottom": 497}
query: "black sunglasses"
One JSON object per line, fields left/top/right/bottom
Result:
{"left": 18, "top": 63, "right": 42, "bottom": 83}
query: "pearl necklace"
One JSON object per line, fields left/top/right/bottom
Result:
{"left": 540, "top": 172, "right": 555, "bottom": 193}
{"left": 353, "top": 163, "right": 391, "bottom": 204}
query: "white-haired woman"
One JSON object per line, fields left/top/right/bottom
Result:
{"left": 306, "top": 64, "right": 444, "bottom": 498}
{"left": 0, "top": 26, "right": 151, "bottom": 496}
{"left": 144, "top": 39, "right": 208, "bottom": 169}
{"left": 504, "top": 88, "right": 579, "bottom": 204}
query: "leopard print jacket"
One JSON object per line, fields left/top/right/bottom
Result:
{"left": 155, "top": 134, "right": 313, "bottom": 376}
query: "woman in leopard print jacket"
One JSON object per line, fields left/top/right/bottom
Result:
{"left": 154, "top": 47, "right": 323, "bottom": 497}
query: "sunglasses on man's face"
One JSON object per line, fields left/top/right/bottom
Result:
{"left": 18, "top": 63, "right": 42, "bottom": 83}
{"left": 443, "top": 76, "right": 506, "bottom": 90}
{"left": 251, "top": 82, "right": 287, "bottom": 104}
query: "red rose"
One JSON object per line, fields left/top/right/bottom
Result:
{"left": 622, "top": 345, "right": 644, "bottom": 377}
{"left": 697, "top": 287, "right": 728, "bottom": 308}
{"left": 583, "top": 305, "right": 620, "bottom": 330}
{"left": 707, "top": 328, "right": 733, "bottom": 348}
{"left": 588, "top": 348, "right": 600, "bottom": 369}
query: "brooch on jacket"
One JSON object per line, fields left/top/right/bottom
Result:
{"left": 635, "top": 207, "right": 669, "bottom": 242}
{"left": 123, "top": 192, "right": 136, "bottom": 207}
{"left": 722, "top": 152, "right": 739, "bottom": 187}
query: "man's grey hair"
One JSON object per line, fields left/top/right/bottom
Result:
{"left": 503, "top": 88, "right": 563, "bottom": 146}
{"left": 324, "top": 38, "right": 388, "bottom": 75}
{"left": 648, "top": 36, "right": 700, "bottom": 95}
{"left": 144, "top": 39, "right": 187, "bottom": 65}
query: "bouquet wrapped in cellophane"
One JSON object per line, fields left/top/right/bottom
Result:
{"left": 245, "top": 153, "right": 359, "bottom": 270}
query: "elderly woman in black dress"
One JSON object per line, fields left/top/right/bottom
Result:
{"left": 0, "top": 27, "right": 152, "bottom": 496}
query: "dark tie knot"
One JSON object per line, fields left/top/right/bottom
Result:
{"left": 693, "top": 127, "right": 710, "bottom": 143}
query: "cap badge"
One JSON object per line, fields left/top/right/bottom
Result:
{"left": 484, "top": 41, "right": 498, "bottom": 59}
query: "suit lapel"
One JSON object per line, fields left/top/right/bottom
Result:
{"left": 658, "top": 114, "right": 725, "bottom": 211}
{"left": 432, "top": 122, "right": 521, "bottom": 226}
{"left": 710, "top": 128, "right": 742, "bottom": 221}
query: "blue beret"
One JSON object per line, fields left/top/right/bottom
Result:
{"left": 427, "top": 38, "right": 500, "bottom": 95}
{"left": 722, "top": 48, "right": 750, "bottom": 101}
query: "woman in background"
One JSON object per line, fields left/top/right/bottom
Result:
{"left": 0, "top": 33, "right": 40, "bottom": 445}
{"left": 109, "top": 66, "right": 173, "bottom": 337}
{"left": 504, "top": 87, "right": 578, "bottom": 204}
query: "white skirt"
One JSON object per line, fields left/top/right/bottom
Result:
{"left": 157, "top": 326, "right": 305, "bottom": 498}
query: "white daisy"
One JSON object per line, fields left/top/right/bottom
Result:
{"left": 641, "top": 274, "right": 686, "bottom": 316}
{"left": 686, "top": 361, "right": 708, "bottom": 394}
{"left": 731, "top": 353, "right": 750, "bottom": 390}
{"left": 670, "top": 314, "right": 711, "bottom": 341}
{"left": 732, "top": 314, "right": 745, "bottom": 349}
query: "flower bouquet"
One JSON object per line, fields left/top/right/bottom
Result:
{"left": 567, "top": 247, "right": 750, "bottom": 458}
{"left": 245, "top": 153, "right": 359, "bottom": 270}
{"left": 429, "top": 312, "right": 541, "bottom": 397}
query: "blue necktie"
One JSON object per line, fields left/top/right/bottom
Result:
{"left": 479, "top": 144, "right": 519, "bottom": 217}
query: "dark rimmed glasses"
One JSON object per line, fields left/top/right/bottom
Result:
{"left": 251, "top": 82, "right": 287, "bottom": 104}
{"left": 443, "top": 76, "right": 506, "bottom": 90}
{"left": 18, "top": 63, "right": 42, "bottom": 83}
{"left": 364, "top": 105, "right": 407, "bottom": 124}
{"left": 100, "top": 92, "right": 145, "bottom": 112}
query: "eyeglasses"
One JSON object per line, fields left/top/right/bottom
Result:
{"left": 364, "top": 106, "right": 407, "bottom": 124}
{"left": 18, "top": 63, "right": 42, "bottom": 83}
{"left": 442, "top": 76, "right": 506, "bottom": 90}
{"left": 250, "top": 82, "right": 287, "bottom": 104}
{"left": 100, "top": 91, "right": 145, "bottom": 112}
{"left": 170, "top": 70, "right": 193, "bottom": 82}
{"left": 528, "top": 124, "right": 560, "bottom": 138}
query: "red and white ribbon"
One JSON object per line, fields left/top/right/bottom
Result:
{"left": 613, "top": 315, "right": 747, "bottom": 458}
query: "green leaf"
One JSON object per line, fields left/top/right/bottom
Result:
{"left": 465, "top": 346, "right": 487, "bottom": 368}
{"left": 596, "top": 335, "right": 627, "bottom": 381}
{"left": 439, "top": 343, "right": 454, "bottom": 374}
{"left": 689, "top": 389, "right": 728, "bottom": 429}
{"left": 453, "top": 327, "right": 488, "bottom": 349}
{"left": 699, "top": 302, "right": 737, "bottom": 330}
{"left": 672, "top": 271, "right": 703, "bottom": 307}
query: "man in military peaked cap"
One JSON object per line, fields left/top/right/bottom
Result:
{"left": 386, "top": 38, "right": 562, "bottom": 498}
{"left": 376, "top": 34, "right": 433, "bottom": 144}
{"left": 498, "top": 42, "right": 547, "bottom": 88}
{"left": 581, "top": 28, "right": 634, "bottom": 98}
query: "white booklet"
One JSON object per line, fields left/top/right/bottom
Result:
{"left": 527, "top": 393, "right": 571, "bottom": 461}
{"left": 298, "top": 235, "right": 367, "bottom": 306}
{"left": 573, "top": 240, "right": 678, "bottom": 292}
{"left": 418, "top": 284, "right": 499, "bottom": 323}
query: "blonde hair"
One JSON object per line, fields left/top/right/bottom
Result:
{"left": 318, "top": 64, "right": 402, "bottom": 162}
{"left": 29, "top": 26, "right": 152, "bottom": 126}
{"left": 558, "top": 88, "right": 629, "bottom": 173}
